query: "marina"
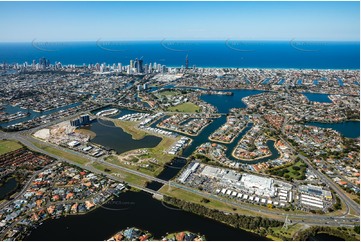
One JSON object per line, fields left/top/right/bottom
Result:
{"left": 0, "top": 1, "right": 359, "bottom": 241}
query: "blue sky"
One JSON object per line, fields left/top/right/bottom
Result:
{"left": 0, "top": 1, "right": 359, "bottom": 41}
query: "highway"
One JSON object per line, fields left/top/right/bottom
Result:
{"left": 0, "top": 131, "right": 162, "bottom": 196}
{"left": 263, "top": 115, "right": 360, "bottom": 217}
{"left": 277, "top": 135, "right": 360, "bottom": 216}
{"left": 0, "top": 130, "right": 359, "bottom": 227}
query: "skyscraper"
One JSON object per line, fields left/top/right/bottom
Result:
{"left": 185, "top": 54, "right": 189, "bottom": 69}
{"left": 134, "top": 58, "right": 143, "bottom": 73}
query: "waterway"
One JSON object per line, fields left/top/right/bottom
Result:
{"left": 308, "top": 233, "right": 344, "bottom": 241}
{"left": 146, "top": 157, "right": 188, "bottom": 190}
{"left": 200, "top": 89, "right": 264, "bottom": 113}
{"left": 89, "top": 119, "right": 162, "bottom": 154}
{"left": 0, "top": 177, "right": 18, "bottom": 200}
{"left": 148, "top": 88, "right": 280, "bottom": 164}
{"left": 17, "top": 89, "right": 356, "bottom": 241}
{"left": 25, "top": 191, "right": 267, "bottom": 241}
{"left": 302, "top": 93, "right": 332, "bottom": 103}
{"left": 90, "top": 107, "right": 140, "bottom": 119}
{"left": 0, "top": 102, "right": 82, "bottom": 127}
{"left": 305, "top": 121, "right": 360, "bottom": 139}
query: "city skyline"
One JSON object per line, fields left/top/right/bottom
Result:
{"left": 0, "top": 1, "right": 359, "bottom": 42}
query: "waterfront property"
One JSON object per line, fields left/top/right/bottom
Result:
{"left": 24, "top": 191, "right": 267, "bottom": 241}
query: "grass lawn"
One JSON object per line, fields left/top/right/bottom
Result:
{"left": 32, "top": 141, "right": 89, "bottom": 165}
{"left": 0, "top": 140, "right": 23, "bottom": 155}
{"left": 270, "top": 224, "right": 307, "bottom": 241}
{"left": 105, "top": 136, "right": 177, "bottom": 177}
{"left": 159, "top": 90, "right": 180, "bottom": 97}
{"left": 92, "top": 162, "right": 149, "bottom": 187}
{"left": 148, "top": 136, "right": 177, "bottom": 163}
{"left": 104, "top": 119, "right": 178, "bottom": 177}
{"left": 269, "top": 160, "right": 307, "bottom": 180}
{"left": 105, "top": 155, "right": 162, "bottom": 177}
{"left": 168, "top": 102, "right": 200, "bottom": 113}
{"left": 159, "top": 184, "right": 265, "bottom": 217}
{"left": 112, "top": 120, "right": 148, "bottom": 140}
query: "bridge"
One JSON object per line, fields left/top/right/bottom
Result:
{"left": 0, "top": 130, "right": 359, "bottom": 227}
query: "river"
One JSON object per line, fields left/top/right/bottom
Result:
{"left": 25, "top": 191, "right": 268, "bottom": 241}
{"left": 18, "top": 89, "right": 358, "bottom": 241}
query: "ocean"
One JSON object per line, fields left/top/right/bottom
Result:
{"left": 0, "top": 40, "right": 359, "bottom": 69}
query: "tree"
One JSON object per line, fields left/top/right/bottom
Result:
{"left": 292, "top": 166, "right": 300, "bottom": 171}
{"left": 200, "top": 198, "right": 210, "bottom": 203}
{"left": 354, "top": 226, "right": 360, "bottom": 234}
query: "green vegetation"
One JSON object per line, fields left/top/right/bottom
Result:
{"left": 112, "top": 120, "right": 148, "bottom": 140}
{"left": 159, "top": 185, "right": 271, "bottom": 217}
{"left": 112, "top": 118, "right": 178, "bottom": 164}
{"left": 333, "top": 194, "right": 342, "bottom": 210}
{"left": 158, "top": 90, "right": 181, "bottom": 97}
{"left": 0, "top": 140, "right": 23, "bottom": 155}
{"left": 32, "top": 142, "right": 89, "bottom": 165}
{"left": 104, "top": 134, "right": 177, "bottom": 177}
{"left": 147, "top": 136, "right": 177, "bottom": 163}
{"left": 168, "top": 102, "right": 201, "bottom": 113}
{"left": 163, "top": 196, "right": 283, "bottom": 238}
{"left": 268, "top": 159, "right": 307, "bottom": 181}
{"left": 294, "top": 226, "right": 359, "bottom": 241}
{"left": 105, "top": 155, "right": 162, "bottom": 177}
{"left": 269, "top": 224, "right": 307, "bottom": 241}
{"left": 92, "top": 162, "right": 149, "bottom": 187}
{"left": 354, "top": 225, "right": 360, "bottom": 234}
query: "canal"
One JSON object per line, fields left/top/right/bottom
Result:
{"left": 1, "top": 102, "right": 82, "bottom": 127}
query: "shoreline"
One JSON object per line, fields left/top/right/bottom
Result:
{"left": 231, "top": 137, "right": 280, "bottom": 162}
{"left": 208, "top": 120, "right": 248, "bottom": 145}
{"left": 173, "top": 84, "right": 359, "bottom": 97}
{"left": 74, "top": 128, "right": 97, "bottom": 140}
{"left": 157, "top": 118, "right": 214, "bottom": 137}
{"left": 231, "top": 131, "right": 275, "bottom": 162}
{"left": 302, "top": 119, "right": 360, "bottom": 125}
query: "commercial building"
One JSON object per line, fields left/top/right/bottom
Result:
{"left": 298, "top": 184, "right": 332, "bottom": 200}
{"left": 240, "top": 174, "right": 276, "bottom": 197}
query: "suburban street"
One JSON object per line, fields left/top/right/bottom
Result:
{"left": 0, "top": 130, "right": 359, "bottom": 227}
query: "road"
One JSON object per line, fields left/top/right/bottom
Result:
{"left": 0, "top": 161, "right": 60, "bottom": 210}
{"left": 279, "top": 135, "right": 360, "bottom": 216}
{"left": 0, "top": 130, "right": 359, "bottom": 227}
{"left": 262, "top": 115, "right": 360, "bottom": 217}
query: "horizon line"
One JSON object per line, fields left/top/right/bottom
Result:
{"left": 0, "top": 39, "right": 360, "bottom": 43}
